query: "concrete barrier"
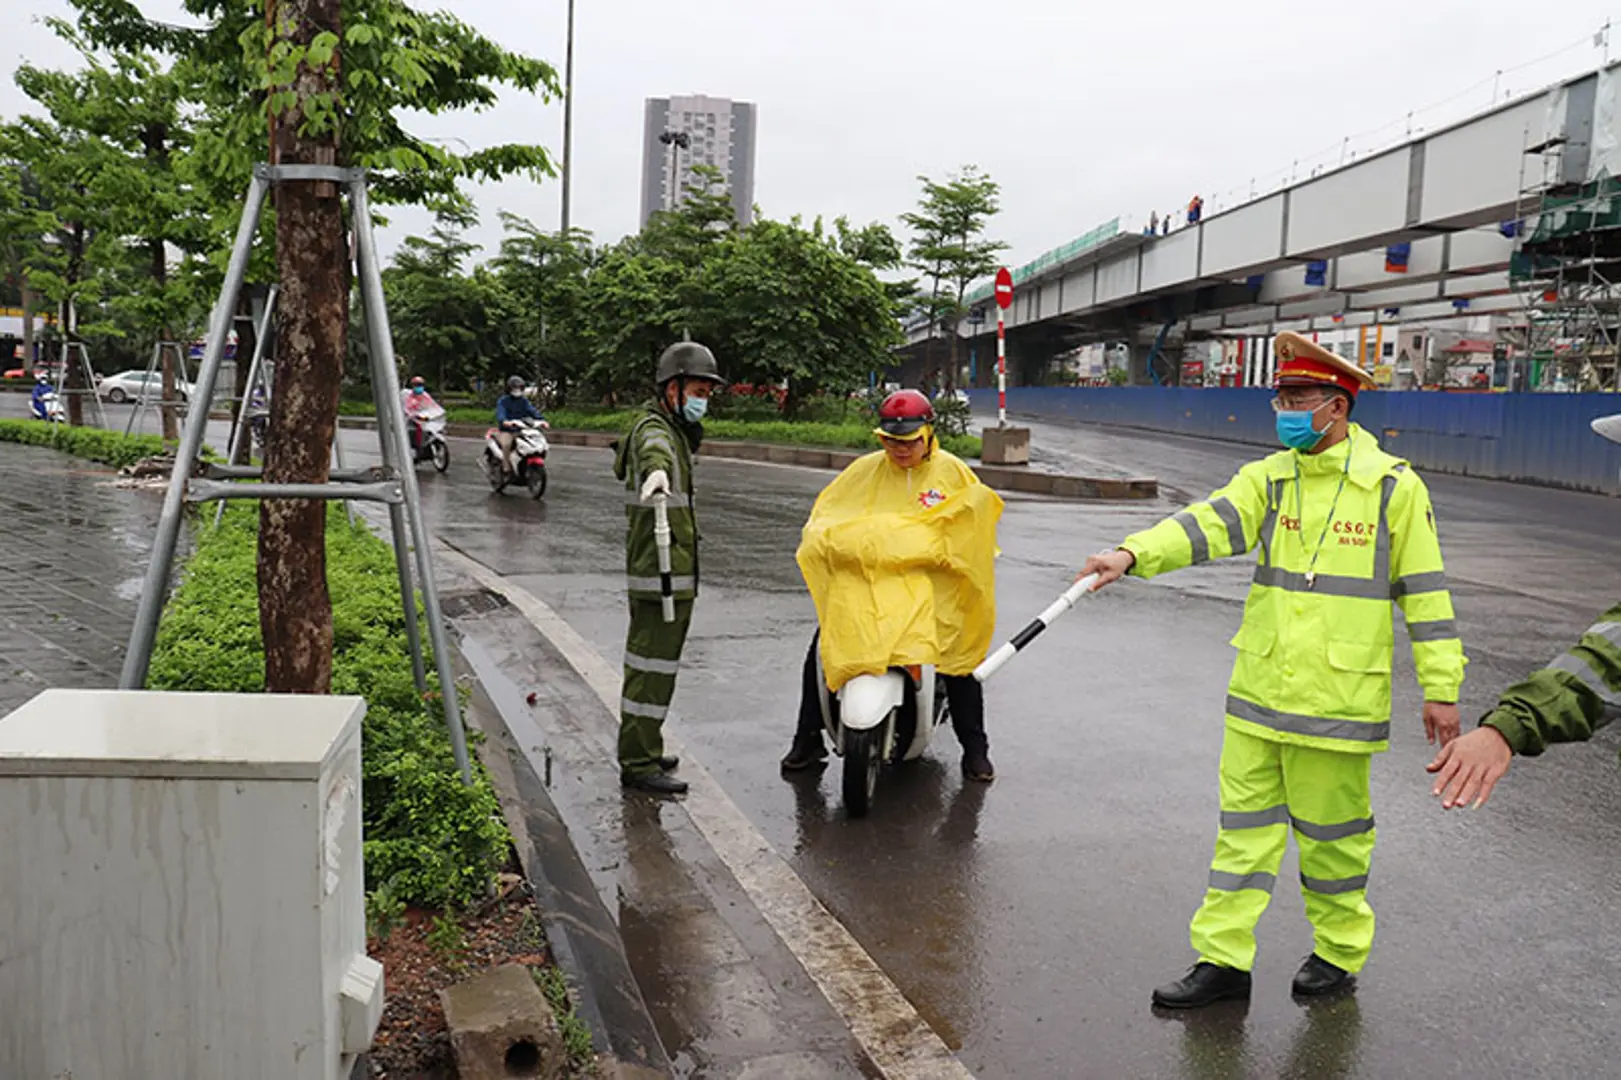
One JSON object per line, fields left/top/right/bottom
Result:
{"left": 336, "top": 416, "right": 1158, "bottom": 500}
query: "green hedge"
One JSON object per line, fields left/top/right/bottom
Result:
{"left": 148, "top": 505, "right": 510, "bottom": 909}
{"left": 0, "top": 419, "right": 170, "bottom": 467}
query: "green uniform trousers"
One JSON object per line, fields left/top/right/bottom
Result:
{"left": 1191, "top": 728, "right": 1377, "bottom": 974}
{"left": 617, "top": 597, "right": 694, "bottom": 778}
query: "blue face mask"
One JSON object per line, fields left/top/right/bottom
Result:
{"left": 682, "top": 395, "right": 709, "bottom": 423}
{"left": 1275, "top": 402, "right": 1329, "bottom": 450}
{"left": 411, "top": 386, "right": 425, "bottom": 396}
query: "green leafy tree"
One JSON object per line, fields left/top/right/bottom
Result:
{"left": 900, "top": 166, "right": 1005, "bottom": 390}
{"left": 490, "top": 213, "right": 594, "bottom": 405}
{"left": 384, "top": 223, "right": 517, "bottom": 392}
{"left": 690, "top": 217, "right": 903, "bottom": 415}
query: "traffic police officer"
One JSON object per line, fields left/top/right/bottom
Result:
{"left": 612, "top": 341, "right": 727, "bottom": 796}
{"left": 1081, "top": 331, "right": 1467, "bottom": 1006}
{"left": 1429, "top": 411, "right": 1621, "bottom": 809}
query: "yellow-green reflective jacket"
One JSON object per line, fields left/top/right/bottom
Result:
{"left": 1121, "top": 423, "right": 1466, "bottom": 754}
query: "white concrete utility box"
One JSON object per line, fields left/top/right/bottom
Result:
{"left": 0, "top": 689, "right": 382, "bottom": 1080}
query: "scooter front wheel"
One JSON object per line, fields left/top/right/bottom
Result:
{"left": 842, "top": 727, "right": 882, "bottom": 818}
{"left": 430, "top": 439, "right": 450, "bottom": 473}
{"left": 526, "top": 463, "right": 548, "bottom": 500}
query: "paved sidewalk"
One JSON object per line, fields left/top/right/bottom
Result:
{"left": 0, "top": 445, "right": 164, "bottom": 716}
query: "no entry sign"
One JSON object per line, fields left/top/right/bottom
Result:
{"left": 994, "top": 267, "right": 1013, "bottom": 310}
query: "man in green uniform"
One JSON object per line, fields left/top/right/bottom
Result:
{"left": 1428, "top": 412, "right": 1621, "bottom": 809}
{"left": 1080, "top": 332, "right": 1467, "bottom": 1007}
{"left": 612, "top": 341, "right": 726, "bottom": 796}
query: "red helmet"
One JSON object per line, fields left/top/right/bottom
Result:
{"left": 875, "top": 389, "right": 935, "bottom": 440}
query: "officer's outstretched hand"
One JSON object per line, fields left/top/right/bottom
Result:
{"left": 1078, "top": 549, "right": 1135, "bottom": 591}
{"left": 1427, "top": 725, "right": 1512, "bottom": 810}
{"left": 640, "top": 469, "right": 671, "bottom": 503}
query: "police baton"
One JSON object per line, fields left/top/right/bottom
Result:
{"left": 974, "top": 574, "right": 1099, "bottom": 682}
{"left": 653, "top": 494, "right": 676, "bottom": 623}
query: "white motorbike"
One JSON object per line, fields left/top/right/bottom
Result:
{"left": 409, "top": 404, "right": 450, "bottom": 473}
{"left": 817, "top": 656, "right": 949, "bottom": 818}
{"left": 483, "top": 419, "right": 549, "bottom": 499}
{"left": 31, "top": 390, "right": 65, "bottom": 424}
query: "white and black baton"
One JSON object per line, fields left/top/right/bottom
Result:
{"left": 653, "top": 493, "right": 676, "bottom": 623}
{"left": 974, "top": 573, "right": 1099, "bottom": 682}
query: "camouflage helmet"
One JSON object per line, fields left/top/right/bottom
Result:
{"left": 655, "top": 341, "right": 728, "bottom": 388}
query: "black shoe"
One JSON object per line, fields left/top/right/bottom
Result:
{"left": 962, "top": 751, "right": 995, "bottom": 783}
{"left": 658, "top": 755, "right": 680, "bottom": 771}
{"left": 780, "top": 735, "right": 828, "bottom": 772}
{"left": 621, "top": 771, "right": 688, "bottom": 796}
{"left": 1292, "top": 954, "right": 1354, "bottom": 997}
{"left": 1151, "top": 963, "right": 1252, "bottom": 1009}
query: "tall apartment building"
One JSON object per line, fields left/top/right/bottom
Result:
{"left": 639, "top": 94, "right": 758, "bottom": 228}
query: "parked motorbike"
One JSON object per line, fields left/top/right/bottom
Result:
{"left": 409, "top": 405, "right": 450, "bottom": 472}
{"left": 817, "top": 658, "right": 949, "bottom": 818}
{"left": 483, "top": 419, "right": 549, "bottom": 499}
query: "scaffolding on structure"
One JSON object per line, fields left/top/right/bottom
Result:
{"left": 1510, "top": 121, "right": 1621, "bottom": 392}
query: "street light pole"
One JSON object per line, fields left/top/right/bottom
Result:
{"left": 559, "top": 0, "right": 575, "bottom": 235}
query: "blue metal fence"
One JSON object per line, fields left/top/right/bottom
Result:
{"left": 972, "top": 387, "right": 1621, "bottom": 495}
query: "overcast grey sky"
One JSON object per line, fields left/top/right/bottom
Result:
{"left": 4, "top": 1, "right": 1619, "bottom": 268}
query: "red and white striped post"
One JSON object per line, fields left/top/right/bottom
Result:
{"left": 993, "top": 267, "right": 1013, "bottom": 427}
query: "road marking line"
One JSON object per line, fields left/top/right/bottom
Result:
{"left": 440, "top": 545, "right": 974, "bottom": 1080}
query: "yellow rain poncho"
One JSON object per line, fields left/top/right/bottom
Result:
{"left": 796, "top": 440, "right": 1004, "bottom": 691}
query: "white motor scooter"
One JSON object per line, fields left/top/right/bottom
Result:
{"left": 817, "top": 657, "right": 949, "bottom": 818}
{"left": 31, "top": 390, "right": 66, "bottom": 424}
{"left": 410, "top": 404, "right": 450, "bottom": 473}
{"left": 482, "top": 419, "right": 549, "bottom": 499}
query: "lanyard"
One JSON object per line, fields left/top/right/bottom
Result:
{"left": 1292, "top": 442, "right": 1353, "bottom": 589}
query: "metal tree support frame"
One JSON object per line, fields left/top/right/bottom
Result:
{"left": 119, "top": 162, "right": 471, "bottom": 785}
{"left": 125, "top": 340, "right": 193, "bottom": 437}
{"left": 53, "top": 341, "right": 109, "bottom": 429}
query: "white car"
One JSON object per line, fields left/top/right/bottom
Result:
{"left": 97, "top": 370, "right": 194, "bottom": 405}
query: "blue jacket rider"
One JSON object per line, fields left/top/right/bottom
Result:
{"left": 494, "top": 375, "right": 546, "bottom": 474}
{"left": 30, "top": 375, "right": 53, "bottom": 420}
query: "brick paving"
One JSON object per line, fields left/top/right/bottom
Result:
{"left": 0, "top": 445, "right": 166, "bottom": 716}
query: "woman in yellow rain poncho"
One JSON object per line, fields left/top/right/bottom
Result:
{"left": 782, "top": 390, "right": 1005, "bottom": 781}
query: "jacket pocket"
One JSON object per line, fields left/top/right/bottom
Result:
{"left": 1326, "top": 638, "right": 1393, "bottom": 674}
{"left": 1230, "top": 622, "right": 1276, "bottom": 657}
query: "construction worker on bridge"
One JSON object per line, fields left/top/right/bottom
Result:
{"left": 1080, "top": 331, "right": 1467, "bottom": 1008}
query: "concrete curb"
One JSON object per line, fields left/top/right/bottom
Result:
{"left": 454, "top": 638, "right": 674, "bottom": 1077}
{"left": 338, "top": 415, "right": 1158, "bottom": 499}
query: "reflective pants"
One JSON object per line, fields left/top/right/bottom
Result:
{"left": 1190, "top": 728, "right": 1377, "bottom": 974}
{"left": 617, "top": 597, "right": 694, "bottom": 778}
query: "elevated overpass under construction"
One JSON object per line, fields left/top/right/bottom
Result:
{"left": 904, "top": 60, "right": 1621, "bottom": 392}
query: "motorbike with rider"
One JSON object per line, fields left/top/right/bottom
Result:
{"left": 401, "top": 375, "right": 449, "bottom": 471}
{"left": 784, "top": 389, "right": 1004, "bottom": 814}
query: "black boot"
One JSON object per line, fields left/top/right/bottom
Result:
{"left": 943, "top": 674, "right": 994, "bottom": 781}
{"left": 1151, "top": 963, "right": 1252, "bottom": 1009}
{"left": 658, "top": 755, "right": 680, "bottom": 771}
{"left": 621, "top": 771, "right": 688, "bottom": 796}
{"left": 781, "top": 734, "right": 827, "bottom": 772}
{"left": 1292, "top": 954, "right": 1354, "bottom": 997}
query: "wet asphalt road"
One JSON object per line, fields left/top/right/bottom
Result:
{"left": 10, "top": 393, "right": 1621, "bottom": 1077}
{"left": 391, "top": 417, "right": 1621, "bottom": 1079}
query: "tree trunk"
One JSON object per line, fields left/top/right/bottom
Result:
{"left": 145, "top": 123, "right": 179, "bottom": 441}
{"left": 231, "top": 292, "right": 258, "bottom": 465}
{"left": 63, "top": 222, "right": 85, "bottom": 427}
{"left": 20, "top": 273, "right": 34, "bottom": 370}
{"left": 258, "top": 0, "right": 343, "bottom": 695}
{"left": 151, "top": 238, "right": 178, "bottom": 441}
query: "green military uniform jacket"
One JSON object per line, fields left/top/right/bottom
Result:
{"left": 613, "top": 402, "right": 699, "bottom": 601}
{"left": 1483, "top": 603, "right": 1621, "bottom": 761}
